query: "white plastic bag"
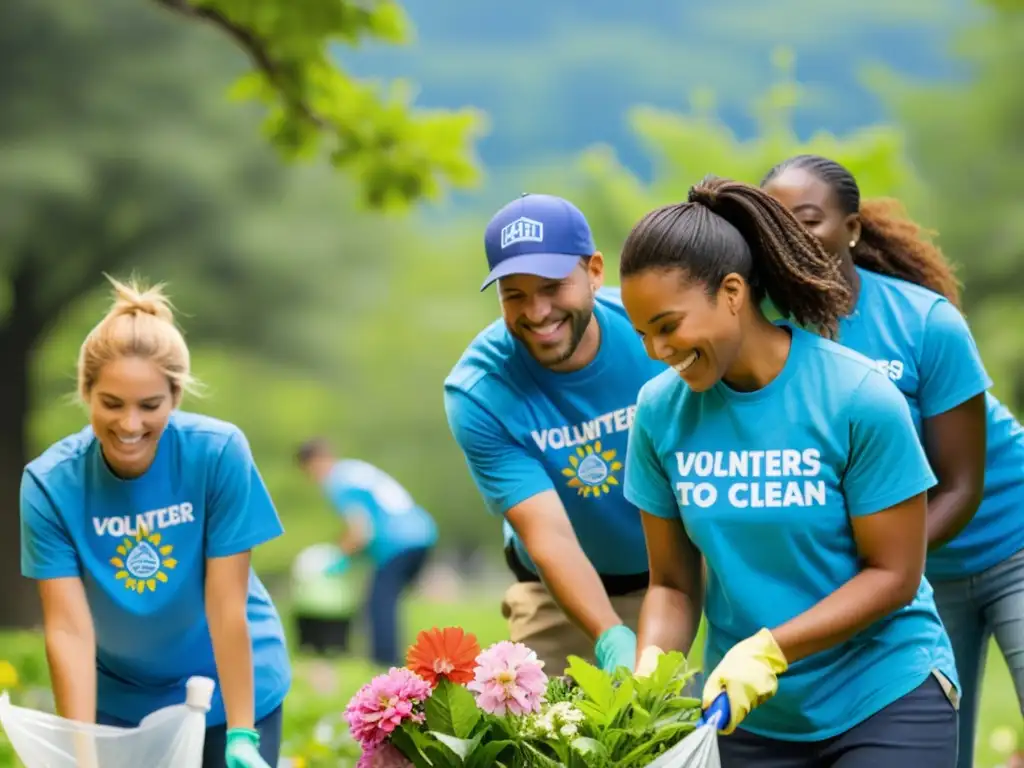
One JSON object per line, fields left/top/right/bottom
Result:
{"left": 644, "top": 697, "right": 725, "bottom": 768}
{"left": 643, "top": 723, "right": 721, "bottom": 768}
{"left": 0, "top": 676, "right": 215, "bottom": 768}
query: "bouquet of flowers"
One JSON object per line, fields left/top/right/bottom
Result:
{"left": 344, "top": 627, "right": 704, "bottom": 768}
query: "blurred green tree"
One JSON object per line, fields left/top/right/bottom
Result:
{"left": 980, "top": 0, "right": 1023, "bottom": 11}
{"left": 0, "top": 0, "right": 445, "bottom": 627}
{"left": 876, "top": 3, "right": 1024, "bottom": 407}
{"left": 568, "top": 50, "right": 925, "bottom": 270}
{"left": 152, "top": 0, "right": 485, "bottom": 209}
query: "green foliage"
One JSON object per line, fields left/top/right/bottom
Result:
{"left": 979, "top": 0, "right": 1024, "bottom": 11}
{"left": 570, "top": 49, "right": 924, "bottom": 267}
{"left": 868, "top": 3, "right": 1024, "bottom": 409}
{"left": 557, "top": 652, "right": 701, "bottom": 768}
{"left": 1, "top": 0, "right": 498, "bottom": 607}
{"left": 5, "top": 0, "right": 503, "bottom": 567}
{"left": 543, "top": 675, "right": 583, "bottom": 706}
{"left": 425, "top": 679, "right": 481, "bottom": 739}
{"left": 382, "top": 649, "right": 702, "bottom": 768}
{"left": 876, "top": 13, "right": 1024, "bottom": 290}
{"left": 154, "top": 0, "right": 485, "bottom": 208}
{"left": 345, "top": 0, "right": 967, "bottom": 207}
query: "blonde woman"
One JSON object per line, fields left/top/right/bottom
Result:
{"left": 19, "top": 276, "right": 290, "bottom": 768}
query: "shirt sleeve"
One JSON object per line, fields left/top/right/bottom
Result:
{"left": 20, "top": 470, "right": 81, "bottom": 580}
{"left": 325, "top": 479, "right": 365, "bottom": 519}
{"left": 917, "top": 299, "right": 993, "bottom": 418}
{"left": 623, "top": 391, "right": 680, "bottom": 519}
{"left": 443, "top": 387, "right": 554, "bottom": 516}
{"left": 323, "top": 478, "right": 376, "bottom": 540}
{"left": 843, "top": 371, "right": 938, "bottom": 517}
{"left": 206, "top": 429, "right": 285, "bottom": 558}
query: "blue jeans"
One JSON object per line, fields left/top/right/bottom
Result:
{"left": 98, "top": 704, "right": 283, "bottom": 768}
{"left": 932, "top": 546, "right": 1024, "bottom": 768}
{"left": 367, "top": 546, "right": 431, "bottom": 667}
{"left": 717, "top": 675, "right": 958, "bottom": 767}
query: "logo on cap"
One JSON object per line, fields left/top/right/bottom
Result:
{"left": 501, "top": 217, "right": 544, "bottom": 249}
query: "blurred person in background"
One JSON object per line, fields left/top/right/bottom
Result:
{"left": 296, "top": 439, "right": 437, "bottom": 668}
{"left": 443, "top": 193, "right": 667, "bottom": 676}
{"left": 763, "top": 155, "right": 1024, "bottom": 768}
{"left": 624, "top": 178, "right": 959, "bottom": 767}
{"left": 20, "top": 276, "right": 289, "bottom": 768}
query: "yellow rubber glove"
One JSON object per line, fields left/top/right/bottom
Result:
{"left": 635, "top": 645, "right": 664, "bottom": 678}
{"left": 702, "top": 628, "right": 788, "bottom": 734}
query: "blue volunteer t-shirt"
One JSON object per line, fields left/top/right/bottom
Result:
{"left": 444, "top": 287, "right": 666, "bottom": 575}
{"left": 20, "top": 411, "right": 291, "bottom": 727}
{"left": 324, "top": 459, "right": 438, "bottom": 566}
{"left": 835, "top": 268, "right": 1024, "bottom": 580}
{"left": 624, "top": 326, "right": 958, "bottom": 741}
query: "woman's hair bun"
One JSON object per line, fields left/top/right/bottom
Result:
{"left": 105, "top": 274, "right": 175, "bottom": 324}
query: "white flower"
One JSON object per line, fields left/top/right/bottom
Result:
{"left": 526, "top": 702, "right": 585, "bottom": 741}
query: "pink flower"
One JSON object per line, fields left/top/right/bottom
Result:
{"left": 345, "top": 667, "right": 433, "bottom": 751}
{"left": 467, "top": 640, "right": 548, "bottom": 716}
{"left": 358, "top": 743, "right": 414, "bottom": 768}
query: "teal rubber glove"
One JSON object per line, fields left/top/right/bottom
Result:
{"left": 594, "top": 624, "right": 637, "bottom": 673}
{"left": 225, "top": 728, "right": 271, "bottom": 768}
{"left": 324, "top": 553, "right": 350, "bottom": 576}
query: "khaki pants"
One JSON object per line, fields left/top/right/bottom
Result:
{"left": 500, "top": 580, "right": 645, "bottom": 676}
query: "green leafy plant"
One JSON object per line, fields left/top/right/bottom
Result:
{"left": 345, "top": 627, "right": 702, "bottom": 767}
{"left": 546, "top": 651, "right": 701, "bottom": 768}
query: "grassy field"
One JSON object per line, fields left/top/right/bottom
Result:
{"left": 1, "top": 590, "right": 1019, "bottom": 766}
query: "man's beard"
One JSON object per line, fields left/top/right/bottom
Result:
{"left": 519, "top": 307, "right": 593, "bottom": 368}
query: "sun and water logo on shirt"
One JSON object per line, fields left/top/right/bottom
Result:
{"left": 561, "top": 441, "right": 623, "bottom": 498}
{"left": 93, "top": 502, "right": 195, "bottom": 594}
{"left": 531, "top": 406, "right": 635, "bottom": 499}
{"left": 109, "top": 526, "right": 177, "bottom": 594}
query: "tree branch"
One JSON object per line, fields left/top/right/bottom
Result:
{"left": 152, "top": 0, "right": 325, "bottom": 127}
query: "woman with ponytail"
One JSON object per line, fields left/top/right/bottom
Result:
{"left": 19, "top": 276, "right": 290, "bottom": 768}
{"left": 619, "top": 176, "right": 959, "bottom": 767}
{"left": 763, "top": 155, "right": 1024, "bottom": 768}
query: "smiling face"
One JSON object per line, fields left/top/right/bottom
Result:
{"left": 761, "top": 166, "right": 860, "bottom": 261}
{"left": 497, "top": 255, "right": 605, "bottom": 370}
{"left": 621, "top": 267, "right": 749, "bottom": 393}
{"left": 87, "top": 356, "right": 176, "bottom": 478}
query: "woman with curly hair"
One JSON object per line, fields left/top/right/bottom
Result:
{"left": 763, "top": 155, "right": 1024, "bottom": 768}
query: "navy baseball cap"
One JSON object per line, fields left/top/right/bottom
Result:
{"left": 481, "top": 193, "right": 596, "bottom": 291}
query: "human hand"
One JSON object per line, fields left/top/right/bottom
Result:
{"left": 701, "top": 628, "right": 788, "bottom": 734}
{"left": 323, "top": 554, "right": 350, "bottom": 576}
{"left": 594, "top": 624, "right": 638, "bottom": 673}
{"left": 225, "top": 728, "right": 271, "bottom": 768}
{"left": 634, "top": 644, "right": 664, "bottom": 678}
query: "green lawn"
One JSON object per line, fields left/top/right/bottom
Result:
{"left": 0, "top": 591, "right": 1019, "bottom": 766}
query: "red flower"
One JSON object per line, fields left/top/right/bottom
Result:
{"left": 406, "top": 626, "right": 481, "bottom": 687}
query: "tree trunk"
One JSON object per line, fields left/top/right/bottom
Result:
{"left": 0, "top": 322, "right": 41, "bottom": 629}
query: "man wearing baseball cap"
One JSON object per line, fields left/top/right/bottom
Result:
{"left": 443, "top": 193, "right": 667, "bottom": 675}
